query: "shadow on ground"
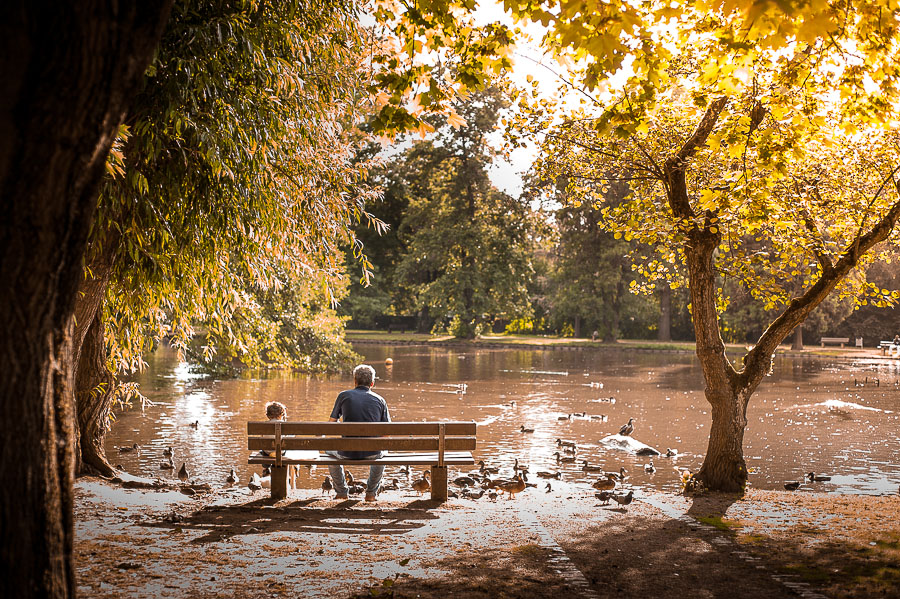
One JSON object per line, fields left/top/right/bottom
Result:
{"left": 138, "top": 498, "right": 442, "bottom": 543}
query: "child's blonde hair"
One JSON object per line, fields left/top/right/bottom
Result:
{"left": 265, "top": 401, "right": 287, "bottom": 420}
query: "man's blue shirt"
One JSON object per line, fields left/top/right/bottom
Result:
{"left": 329, "top": 385, "right": 390, "bottom": 459}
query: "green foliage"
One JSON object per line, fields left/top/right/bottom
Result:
{"left": 383, "top": 88, "right": 541, "bottom": 338}
{"left": 97, "top": 0, "right": 378, "bottom": 374}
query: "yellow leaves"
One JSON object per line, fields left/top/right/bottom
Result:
{"left": 374, "top": 91, "right": 391, "bottom": 109}
{"left": 727, "top": 142, "right": 744, "bottom": 159}
{"left": 446, "top": 110, "right": 467, "bottom": 129}
{"left": 416, "top": 121, "right": 435, "bottom": 138}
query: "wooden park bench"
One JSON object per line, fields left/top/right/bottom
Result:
{"left": 247, "top": 421, "right": 476, "bottom": 501}
{"left": 820, "top": 336, "right": 850, "bottom": 347}
{"left": 880, "top": 340, "right": 900, "bottom": 356}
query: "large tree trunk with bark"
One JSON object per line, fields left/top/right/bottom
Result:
{"left": 0, "top": 3, "right": 171, "bottom": 598}
{"left": 697, "top": 389, "right": 750, "bottom": 492}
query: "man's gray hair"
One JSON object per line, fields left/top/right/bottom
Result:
{"left": 353, "top": 364, "right": 376, "bottom": 387}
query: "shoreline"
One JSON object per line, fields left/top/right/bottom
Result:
{"left": 346, "top": 332, "right": 897, "bottom": 362}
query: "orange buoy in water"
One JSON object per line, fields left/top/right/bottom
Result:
{"left": 385, "top": 358, "right": 393, "bottom": 365}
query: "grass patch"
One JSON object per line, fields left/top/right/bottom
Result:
{"left": 876, "top": 539, "right": 900, "bottom": 551}
{"left": 511, "top": 544, "right": 544, "bottom": 557}
{"left": 695, "top": 515, "right": 741, "bottom": 533}
{"left": 781, "top": 563, "right": 832, "bottom": 584}
{"left": 737, "top": 533, "right": 767, "bottom": 545}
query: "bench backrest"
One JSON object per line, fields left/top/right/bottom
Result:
{"left": 247, "top": 421, "right": 476, "bottom": 467}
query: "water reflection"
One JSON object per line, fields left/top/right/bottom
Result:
{"left": 106, "top": 344, "right": 900, "bottom": 496}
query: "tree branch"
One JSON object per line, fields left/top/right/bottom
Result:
{"left": 744, "top": 164, "right": 900, "bottom": 386}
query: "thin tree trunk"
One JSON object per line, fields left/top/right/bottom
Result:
{"left": 658, "top": 282, "right": 672, "bottom": 342}
{"left": 791, "top": 325, "right": 803, "bottom": 350}
{"left": 72, "top": 239, "right": 117, "bottom": 476}
{"left": 75, "top": 310, "right": 116, "bottom": 477}
{"left": 573, "top": 314, "right": 581, "bottom": 338}
{"left": 0, "top": 3, "right": 171, "bottom": 597}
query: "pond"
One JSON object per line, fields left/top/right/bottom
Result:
{"left": 106, "top": 343, "right": 900, "bottom": 496}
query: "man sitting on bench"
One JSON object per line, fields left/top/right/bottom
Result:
{"left": 328, "top": 364, "right": 391, "bottom": 502}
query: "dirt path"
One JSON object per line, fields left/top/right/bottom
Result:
{"left": 74, "top": 477, "right": 900, "bottom": 598}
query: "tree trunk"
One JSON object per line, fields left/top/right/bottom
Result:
{"left": 658, "top": 282, "right": 672, "bottom": 342}
{"left": 0, "top": 3, "right": 171, "bottom": 598}
{"left": 573, "top": 314, "right": 581, "bottom": 338}
{"left": 75, "top": 310, "right": 116, "bottom": 477}
{"left": 696, "top": 389, "right": 749, "bottom": 492}
{"left": 791, "top": 325, "right": 803, "bottom": 350}
{"left": 72, "top": 238, "right": 118, "bottom": 476}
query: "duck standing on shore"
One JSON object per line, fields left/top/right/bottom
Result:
{"left": 412, "top": 471, "right": 431, "bottom": 496}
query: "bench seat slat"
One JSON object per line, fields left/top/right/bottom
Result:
{"left": 248, "top": 436, "right": 476, "bottom": 452}
{"left": 247, "top": 421, "right": 476, "bottom": 436}
{"left": 249, "top": 450, "right": 475, "bottom": 466}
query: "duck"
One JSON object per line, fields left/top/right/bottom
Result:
{"left": 582, "top": 461, "right": 605, "bottom": 472}
{"left": 562, "top": 445, "right": 577, "bottom": 455}
{"left": 806, "top": 472, "right": 832, "bottom": 482}
{"left": 345, "top": 471, "right": 354, "bottom": 486}
{"left": 611, "top": 490, "right": 634, "bottom": 507}
{"left": 618, "top": 418, "right": 635, "bottom": 436}
{"left": 348, "top": 482, "right": 367, "bottom": 495}
{"left": 463, "top": 487, "right": 486, "bottom": 500}
{"left": 412, "top": 471, "right": 431, "bottom": 496}
{"left": 554, "top": 451, "right": 577, "bottom": 464}
{"left": 590, "top": 414, "right": 608, "bottom": 421}
{"left": 605, "top": 467, "right": 628, "bottom": 481}
{"left": 536, "top": 471, "right": 561, "bottom": 479}
{"left": 592, "top": 475, "right": 617, "bottom": 491}
{"left": 321, "top": 476, "right": 333, "bottom": 497}
{"left": 248, "top": 472, "right": 262, "bottom": 491}
{"left": 544, "top": 482, "right": 552, "bottom": 493}
{"left": 118, "top": 443, "right": 138, "bottom": 453}
{"left": 226, "top": 467, "right": 238, "bottom": 484}
{"left": 478, "top": 460, "right": 499, "bottom": 475}
{"left": 520, "top": 425, "right": 535, "bottom": 433}
{"left": 496, "top": 473, "right": 526, "bottom": 499}
{"left": 644, "top": 460, "right": 656, "bottom": 474}
{"left": 488, "top": 491, "right": 499, "bottom": 502}
{"left": 398, "top": 465, "right": 411, "bottom": 476}
{"left": 452, "top": 475, "right": 477, "bottom": 488}
{"left": 557, "top": 414, "right": 572, "bottom": 422}
{"left": 177, "top": 462, "right": 189, "bottom": 483}
{"left": 381, "top": 478, "right": 401, "bottom": 491}
{"left": 556, "top": 439, "right": 577, "bottom": 449}
{"left": 160, "top": 457, "right": 175, "bottom": 470}
{"left": 595, "top": 490, "right": 613, "bottom": 504}
{"left": 665, "top": 448, "right": 678, "bottom": 457}
{"left": 189, "top": 420, "right": 199, "bottom": 429}
{"left": 162, "top": 446, "right": 174, "bottom": 458}
{"left": 513, "top": 458, "right": 529, "bottom": 473}
{"left": 783, "top": 481, "right": 801, "bottom": 491}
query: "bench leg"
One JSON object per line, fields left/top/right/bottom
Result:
{"left": 430, "top": 465, "right": 448, "bottom": 502}
{"left": 271, "top": 465, "right": 288, "bottom": 500}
